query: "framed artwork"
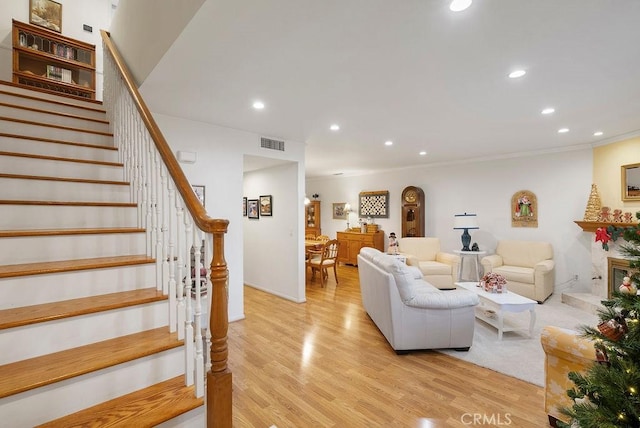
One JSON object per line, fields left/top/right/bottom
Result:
{"left": 243, "top": 197, "right": 247, "bottom": 216}
{"left": 333, "top": 202, "right": 347, "bottom": 219}
{"left": 30, "top": 0, "right": 62, "bottom": 33}
{"left": 359, "top": 190, "right": 389, "bottom": 218}
{"left": 247, "top": 199, "right": 259, "bottom": 219}
{"left": 511, "top": 190, "right": 538, "bottom": 228}
{"left": 192, "top": 185, "right": 205, "bottom": 206}
{"left": 260, "top": 195, "right": 272, "bottom": 216}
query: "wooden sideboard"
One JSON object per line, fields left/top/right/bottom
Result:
{"left": 337, "top": 230, "right": 384, "bottom": 265}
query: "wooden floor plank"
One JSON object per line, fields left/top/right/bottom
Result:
{"left": 229, "top": 264, "right": 550, "bottom": 427}
{"left": 35, "top": 376, "right": 203, "bottom": 428}
{"left": 0, "top": 288, "right": 165, "bottom": 330}
{"left": 0, "top": 327, "right": 180, "bottom": 399}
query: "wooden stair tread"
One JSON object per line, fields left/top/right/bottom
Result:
{"left": 0, "top": 89, "right": 106, "bottom": 114}
{"left": 0, "top": 150, "right": 123, "bottom": 166}
{"left": 0, "top": 255, "right": 155, "bottom": 279}
{"left": 0, "top": 288, "right": 166, "bottom": 330}
{"left": 0, "top": 116, "right": 113, "bottom": 136}
{"left": 0, "top": 132, "right": 117, "bottom": 151}
{"left": 0, "top": 80, "right": 103, "bottom": 105}
{"left": 0, "top": 200, "right": 135, "bottom": 207}
{"left": 0, "top": 173, "right": 128, "bottom": 185}
{"left": 36, "top": 376, "right": 203, "bottom": 428}
{"left": 0, "top": 327, "right": 181, "bottom": 399}
{"left": 0, "top": 227, "right": 144, "bottom": 238}
{"left": 0, "top": 101, "right": 109, "bottom": 125}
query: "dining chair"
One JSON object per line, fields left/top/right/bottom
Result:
{"left": 306, "top": 239, "right": 340, "bottom": 287}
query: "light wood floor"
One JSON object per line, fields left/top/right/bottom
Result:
{"left": 229, "top": 264, "right": 548, "bottom": 427}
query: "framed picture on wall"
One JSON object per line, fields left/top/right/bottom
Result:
{"left": 243, "top": 197, "right": 247, "bottom": 216}
{"left": 247, "top": 199, "right": 259, "bottom": 219}
{"left": 333, "top": 202, "right": 347, "bottom": 219}
{"left": 259, "top": 195, "right": 272, "bottom": 216}
{"left": 30, "top": 0, "right": 62, "bottom": 33}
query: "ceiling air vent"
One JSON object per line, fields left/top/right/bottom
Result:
{"left": 261, "top": 137, "right": 285, "bottom": 151}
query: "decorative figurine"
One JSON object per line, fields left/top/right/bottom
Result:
{"left": 471, "top": 242, "right": 479, "bottom": 252}
{"left": 388, "top": 232, "right": 398, "bottom": 254}
{"left": 619, "top": 276, "right": 637, "bottom": 295}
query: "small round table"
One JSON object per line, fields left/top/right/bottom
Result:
{"left": 454, "top": 250, "right": 486, "bottom": 283}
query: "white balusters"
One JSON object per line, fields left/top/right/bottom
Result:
{"left": 103, "top": 43, "right": 213, "bottom": 400}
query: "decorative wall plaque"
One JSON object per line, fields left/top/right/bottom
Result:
{"left": 359, "top": 190, "right": 389, "bottom": 218}
{"left": 511, "top": 190, "right": 538, "bottom": 228}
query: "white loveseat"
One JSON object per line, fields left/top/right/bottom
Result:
{"left": 396, "top": 237, "right": 460, "bottom": 289}
{"left": 357, "top": 247, "right": 479, "bottom": 353}
{"left": 480, "top": 240, "right": 555, "bottom": 303}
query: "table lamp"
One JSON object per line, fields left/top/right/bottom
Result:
{"left": 344, "top": 203, "right": 352, "bottom": 230}
{"left": 453, "top": 213, "right": 479, "bottom": 251}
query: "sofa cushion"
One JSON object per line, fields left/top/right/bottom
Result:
{"left": 497, "top": 240, "right": 553, "bottom": 268}
{"left": 407, "top": 287, "right": 479, "bottom": 309}
{"left": 418, "top": 260, "right": 452, "bottom": 276}
{"left": 493, "top": 265, "right": 534, "bottom": 284}
{"left": 397, "top": 237, "right": 440, "bottom": 260}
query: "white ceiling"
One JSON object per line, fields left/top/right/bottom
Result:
{"left": 140, "top": 0, "right": 640, "bottom": 178}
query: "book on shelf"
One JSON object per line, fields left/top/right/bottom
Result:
{"left": 46, "top": 65, "right": 72, "bottom": 84}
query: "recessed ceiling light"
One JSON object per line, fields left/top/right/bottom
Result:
{"left": 541, "top": 107, "right": 555, "bottom": 115}
{"left": 449, "top": 0, "right": 472, "bottom": 12}
{"left": 252, "top": 101, "right": 265, "bottom": 110}
{"left": 385, "top": 140, "right": 393, "bottom": 146}
{"left": 508, "top": 70, "right": 526, "bottom": 79}
{"left": 593, "top": 131, "right": 604, "bottom": 137}
{"left": 558, "top": 128, "right": 569, "bottom": 133}
{"left": 419, "top": 151, "right": 427, "bottom": 156}
{"left": 330, "top": 124, "right": 340, "bottom": 131}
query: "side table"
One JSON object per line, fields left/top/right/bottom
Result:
{"left": 454, "top": 250, "right": 486, "bottom": 283}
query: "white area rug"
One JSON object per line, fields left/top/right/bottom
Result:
{"left": 439, "top": 292, "right": 599, "bottom": 386}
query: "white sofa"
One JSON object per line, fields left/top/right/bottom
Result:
{"left": 480, "top": 240, "right": 555, "bottom": 303}
{"left": 357, "top": 247, "right": 479, "bottom": 353}
{"left": 397, "top": 237, "right": 460, "bottom": 289}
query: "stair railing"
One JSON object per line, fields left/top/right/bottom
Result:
{"left": 100, "top": 30, "right": 232, "bottom": 427}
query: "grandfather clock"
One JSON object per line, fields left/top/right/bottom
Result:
{"left": 401, "top": 186, "right": 425, "bottom": 237}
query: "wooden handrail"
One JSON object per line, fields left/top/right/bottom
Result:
{"left": 100, "top": 30, "right": 232, "bottom": 427}
{"left": 100, "top": 30, "right": 227, "bottom": 235}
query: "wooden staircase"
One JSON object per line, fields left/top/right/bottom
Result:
{"left": 0, "top": 81, "right": 204, "bottom": 427}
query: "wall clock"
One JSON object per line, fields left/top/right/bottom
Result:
{"left": 401, "top": 186, "right": 425, "bottom": 237}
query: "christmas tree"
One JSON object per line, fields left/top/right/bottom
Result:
{"left": 560, "top": 212, "right": 640, "bottom": 427}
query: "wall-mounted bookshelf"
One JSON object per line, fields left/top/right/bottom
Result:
{"left": 12, "top": 19, "right": 96, "bottom": 100}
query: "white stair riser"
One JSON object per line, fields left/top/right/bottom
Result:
{"left": 156, "top": 407, "right": 205, "bottom": 428}
{"left": 0, "top": 82, "right": 103, "bottom": 109}
{"left": 0, "top": 302, "right": 169, "bottom": 364}
{"left": 0, "top": 92, "right": 107, "bottom": 120}
{"left": 0, "top": 119, "right": 112, "bottom": 146}
{"left": 0, "top": 135, "right": 118, "bottom": 162}
{"left": 0, "top": 156, "right": 123, "bottom": 181}
{"left": 0, "top": 104, "right": 110, "bottom": 133}
{"left": 0, "top": 205, "right": 138, "bottom": 228}
{"left": 2, "top": 348, "right": 184, "bottom": 427}
{"left": 0, "top": 264, "right": 156, "bottom": 309}
{"left": 0, "top": 178, "right": 130, "bottom": 202}
{"left": 0, "top": 233, "right": 147, "bottom": 264}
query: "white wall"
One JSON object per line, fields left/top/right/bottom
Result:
{"left": 152, "top": 112, "right": 306, "bottom": 321}
{"left": 244, "top": 163, "right": 306, "bottom": 302}
{"left": 0, "top": 0, "right": 113, "bottom": 100}
{"left": 109, "top": 0, "right": 205, "bottom": 85}
{"left": 307, "top": 148, "right": 594, "bottom": 291}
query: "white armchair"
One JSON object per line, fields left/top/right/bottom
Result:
{"left": 397, "top": 237, "right": 460, "bottom": 289}
{"left": 481, "top": 240, "right": 555, "bottom": 303}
